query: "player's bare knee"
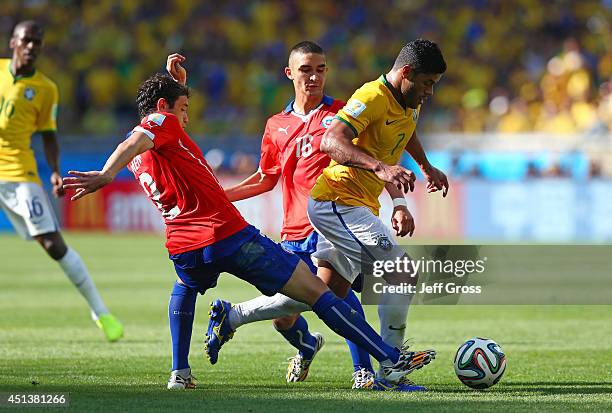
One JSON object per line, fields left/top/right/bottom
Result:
{"left": 35, "top": 232, "right": 68, "bottom": 260}
{"left": 281, "top": 261, "right": 328, "bottom": 306}
{"left": 273, "top": 314, "right": 300, "bottom": 331}
{"left": 327, "top": 275, "right": 350, "bottom": 298}
{"left": 317, "top": 261, "right": 350, "bottom": 298}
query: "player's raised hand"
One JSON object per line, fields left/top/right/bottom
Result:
{"left": 424, "top": 166, "right": 449, "bottom": 197}
{"left": 166, "top": 53, "right": 187, "bottom": 85}
{"left": 63, "top": 170, "right": 113, "bottom": 201}
{"left": 374, "top": 163, "right": 416, "bottom": 193}
{"left": 391, "top": 205, "right": 415, "bottom": 237}
{"left": 50, "top": 171, "right": 64, "bottom": 198}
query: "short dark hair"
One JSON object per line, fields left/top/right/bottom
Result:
{"left": 136, "top": 73, "right": 190, "bottom": 119}
{"left": 288, "top": 41, "right": 324, "bottom": 62}
{"left": 393, "top": 39, "right": 446, "bottom": 74}
{"left": 12, "top": 20, "right": 44, "bottom": 37}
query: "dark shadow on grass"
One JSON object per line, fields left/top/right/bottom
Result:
{"left": 501, "top": 381, "right": 612, "bottom": 386}
{"left": 1, "top": 384, "right": 611, "bottom": 413}
{"left": 434, "top": 381, "right": 612, "bottom": 395}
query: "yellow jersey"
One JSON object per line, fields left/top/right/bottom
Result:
{"left": 311, "top": 75, "right": 420, "bottom": 215}
{"left": 0, "top": 58, "right": 58, "bottom": 183}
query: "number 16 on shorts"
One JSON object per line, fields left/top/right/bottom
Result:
{"left": 0, "top": 182, "right": 58, "bottom": 239}
{"left": 26, "top": 195, "right": 44, "bottom": 218}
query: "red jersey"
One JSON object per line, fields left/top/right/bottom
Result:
{"left": 127, "top": 112, "right": 247, "bottom": 254}
{"left": 259, "top": 96, "right": 344, "bottom": 241}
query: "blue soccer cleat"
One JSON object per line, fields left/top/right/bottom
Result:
{"left": 372, "top": 376, "right": 428, "bottom": 392}
{"left": 205, "top": 299, "right": 235, "bottom": 364}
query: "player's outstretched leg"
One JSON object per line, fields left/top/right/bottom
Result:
{"left": 205, "top": 230, "right": 435, "bottom": 384}
{"left": 39, "top": 232, "right": 123, "bottom": 342}
{"left": 310, "top": 290, "right": 435, "bottom": 383}
{"left": 206, "top": 284, "right": 435, "bottom": 388}
{"left": 205, "top": 293, "right": 309, "bottom": 365}
{"left": 167, "top": 281, "right": 198, "bottom": 389}
{"left": 228, "top": 293, "right": 310, "bottom": 328}
{"left": 207, "top": 290, "right": 373, "bottom": 384}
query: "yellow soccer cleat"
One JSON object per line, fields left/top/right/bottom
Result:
{"left": 95, "top": 313, "right": 124, "bottom": 342}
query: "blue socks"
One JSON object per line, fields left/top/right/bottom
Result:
{"left": 277, "top": 291, "right": 374, "bottom": 370}
{"left": 343, "top": 290, "right": 374, "bottom": 372}
{"left": 276, "top": 316, "right": 318, "bottom": 359}
{"left": 312, "top": 291, "right": 399, "bottom": 363}
{"left": 168, "top": 281, "right": 197, "bottom": 371}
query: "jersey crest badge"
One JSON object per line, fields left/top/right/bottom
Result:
{"left": 24, "top": 87, "right": 36, "bottom": 101}
{"left": 413, "top": 109, "right": 418, "bottom": 121}
{"left": 377, "top": 236, "right": 393, "bottom": 251}
{"left": 321, "top": 116, "right": 334, "bottom": 129}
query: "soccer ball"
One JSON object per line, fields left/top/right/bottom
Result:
{"left": 454, "top": 337, "right": 506, "bottom": 389}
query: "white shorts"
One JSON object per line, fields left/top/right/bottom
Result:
{"left": 308, "top": 198, "right": 404, "bottom": 284}
{"left": 0, "top": 181, "right": 60, "bottom": 239}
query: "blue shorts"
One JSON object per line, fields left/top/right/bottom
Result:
{"left": 280, "top": 231, "right": 364, "bottom": 292}
{"left": 280, "top": 231, "right": 318, "bottom": 273}
{"left": 170, "top": 225, "right": 300, "bottom": 296}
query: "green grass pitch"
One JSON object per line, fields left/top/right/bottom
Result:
{"left": 1, "top": 233, "right": 611, "bottom": 412}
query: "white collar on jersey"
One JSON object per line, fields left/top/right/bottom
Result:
{"left": 283, "top": 95, "right": 334, "bottom": 122}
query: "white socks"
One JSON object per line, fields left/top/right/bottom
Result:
{"left": 376, "top": 292, "right": 411, "bottom": 377}
{"left": 377, "top": 291, "right": 412, "bottom": 349}
{"left": 57, "top": 247, "right": 109, "bottom": 317}
{"left": 226, "top": 291, "right": 411, "bottom": 345}
{"left": 228, "top": 293, "right": 310, "bottom": 329}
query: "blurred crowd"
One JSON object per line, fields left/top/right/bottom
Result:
{"left": 447, "top": 152, "right": 605, "bottom": 180}
{"left": 1, "top": 0, "right": 611, "bottom": 138}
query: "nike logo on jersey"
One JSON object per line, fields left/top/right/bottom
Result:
{"left": 385, "top": 119, "right": 402, "bottom": 125}
{"left": 278, "top": 126, "right": 290, "bottom": 135}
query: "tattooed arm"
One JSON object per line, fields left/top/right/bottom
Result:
{"left": 320, "top": 119, "right": 416, "bottom": 193}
